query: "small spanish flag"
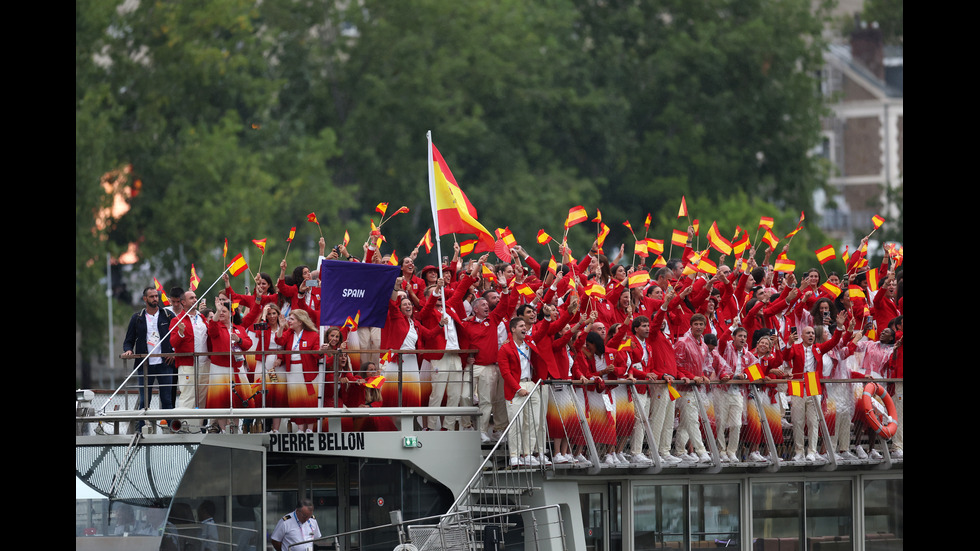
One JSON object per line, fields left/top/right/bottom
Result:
{"left": 732, "top": 232, "right": 750, "bottom": 256}
{"left": 773, "top": 258, "right": 796, "bottom": 273}
{"left": 375, "top": 202, "right": 388, "bottom": 217}
{"left": 585, "top": 283, "right": 606, "bottom": 297}
{"left": 671, "top": 229, "right": 688, "bottom": 247}
{"left": 189, "top": 264, "right": 201, "bottom": 292}
{"left": 153, "top": 277, "right": 171, "bottom": 306}
{"left": 785, "top": 226, "right": 802, "bottom": 239}
{"left": 517, "top": 283, "right": 535, "bottom": 298}
{"left": 762, "top": 229, "right": 779, "bottom": 250}
{"left": 646, "top": 238, "right": 664, "bottom": 256}
{"left": 228, "top": 253, "right": 248, "bottom": 277}
{"left": 548, "top": 256, "right": 558, "bottom": 276}
{"left": 628, "top": 270, "right": 650, "bottom": 289}
{"left": 495, "top": 227, "right": 517, "bottom": 248}
{"left": 252, "top": 239, "right": 267, "bottom": 254}
{"left": 652, "top": 255, "right": 667, "bottom": 268}
{"left": 418, "top": 229, "right": 434, "bottom": 254}
{"left": 388, "top": 251, "right": 399, "bottom": 266}
{"left": 634, "top": 239, "right": 649, "bottom": 258}
{"left": 537, "top": 229, "right": 553, "bottom": 245}
{"left": 758, "top": 216, "right": 774, "bottom": 230}
{"left": 644, "top": 213, "right": 652, "bottom": 230}
{"left": 871, "top": 214, "right": 885, "bottom": 229}
{"left": 623, "top": 220, "right": 634, "bottom": 234}
{"left": 365, "top": 375, "right": 386, "bottom": 389}
{"left": 707, "top": 221, "right": 733, "bottom": 255}
{"left": 787, "top": 380, "right": 804, "bottom": 397}
{"left": 343, "top": 230, "right": 350, "bottom": 248}
{"left": 592, "top": 209, "right": 602, "bottom": 223}
{"left": 459, "top": 239, "right": 478, "bottom": 256}
{"left": 820, "top": 282, "right": 842, "bottom": 299}
{"left": 677, "top": 196, "right": 688, "bottom": 218}
{"left": 815, "top": 244, "right": 836, "bottom": 264}
{"left": 618, "top": 338, "right": 632, "bottom": 351}
{"left": 307, "top": 212, "right": 319, "bottom": 224}
{"left": 287, "top": 227, "right": 296, "bottom": 242}
{"left": 667, "top": 382, "right": 680, "bottom": 401}
{"left": 848, "top": 285, "right": 866, "bottom": 300}
{"left": 481, "top": 263, "right": 495, "bottom": 280}
{"left": 866, "top": 268, "right": 880, "bottom": 292}
{"left": 697, "top": 257, "right": 718, "bottom": 275}
{"left": 804, "top": 371, "right": 821, "bottom": 396}
{"left": 565, "top": 205, "right": 588, "bottom": 228}
{"left": 597, "top": 223, "right": 611, "bottom": 248}
{"left": 746, "top": 364, "right": 764, "bottom": 382}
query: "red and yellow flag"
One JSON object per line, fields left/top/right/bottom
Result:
{"left": 189, "top": 264, "right": 201, "bottom": 292}
{"left": 848, "top": 285, "right": 866, "bottom": 300}
{"left": 677, "top": 196, "right": 688, "bottom": 219}
{"left": 671, "top": 229, "right": 688, "bottom": 247}
{"left": 375, "top": 202, "right": 388, "bottom": 217}
{"left": 481, "top": 263, "right": 495, "bottom": 280}
{"left": 820, "top": 282, "right": 842, "bottom": 298}
{"left": 758, "top": 216, "right": 774, "bottom": 230}
{"left": 547, "top": 256, "right": 558, "bottom": 276}
{"left": 597, "top": 223, "right": 611, "bottom": 248}
{"left": 565, "top": 206, "right": 588, "bottom": 229}
{"left": 773, "top": 258, "right": 796, "bottom": 273}
{"left": 343, "top": 230, "right": 351, "bottom": 248}
{"left": 618, "top": 338, "right": 632, "bottom": 352}
{"left": 762, "top": 229, "right": 779, "bottom": 250}
{"left": 287, "top": 227, "right": 296, "bottom": 242}
{"left": 537, "top": 229, "right": 553, "bottom": 245}
{"left": 252, "top": 239, "right": 267, "bottom": 254}
{"left": 227, "top": 254, "right": 248, "bottom": 277}
{"left": 307, "top": 212, "right": 319, "bottom": 225}
{"left": 804, "top": 371, "right": 820, "bottom": 396}
{"left": 223, "top": 238, "right": 228, "bottom": 260}
{"left": 707, "top": 221, "right": 733, "bottom": 255}
{"left": 646, "top": 238, "right": 664, "bottom": 256}
{"left": 517, "top": 283, "right": 535, "bottom": 298}
{"left": 459, "top": 239, "right": 478, "bottom": 257}
{"left": 732, "top": 232, "right": 750, "bottom": 256}
{"left": 634, "top": 239, "right": 649, "bottom": 258}
{"left": 697, "top": 257, "right": 718, "bottom": 275}
{"left": 585, "top": 283, "right": 606, "bottom": 297}
{"left": 388, "top": 251, "right": 399, "bottom": 266}
{"left": 815, "top": 244, "right": 836, "bottom": 264}
{"left": 652, "top": 255, "right": 667, "bottom": 268}
{"left": 746, "top": 364, "right": 764, "bottom": 382}
{"left": 495, "top": 227, "right": 517, "bottom": 248}
{"left": 430, "top": 143, "right": 495, "bottom": 252}
{"left": 418, "top": 229, "right": 434, "bottom": 254}
{"left": 872, "top": 214, "right": 885, "bottom": 229}
{"left": 866, "top": 268, "right": 880, "bottom": 292}
{"left": 153, "top": 277, "right": 171, "bottom": 307}
{"left": 628, "top": 270, "right": 650, "bottom": 289}
{"left": 787, "top": 380, "right": 803, "bottom": 397}
{"left": 643, "top": 213, "right": 652, "bottom": 231}
{"left": 667, "top": 382, "right": 680, "bottom": 401}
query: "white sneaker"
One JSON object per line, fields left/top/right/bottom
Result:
{"left": 554, "top": 453, "right": 569, "bottom": 464}
{"left": 509, "top": 456, "right": 519, "bottom": 467}
{"left": 720, "top": 452, "right": 731, "bottom": 462}
{"left": 891, "top": 449, "right": 903, "bottom": 459}
{"left": 662, "top": 454, "right": 682, "bottom": 464}
{"left": 574, "top": 454, "right": 590, "bottom": 464}
{"left": 698, "top": 452, "right": 712, "bottom": 463}
{"left": 527, "top": 455, "right": 541, "bottom": 466}
{"left": 632, "top": 453, "right": 653, "bottom": 464}
{"left": 855, "top": 446, "right": 868, "bottom": 459}
{"left": 814, "top": 453, "right": 829, "bottom": 464}
{"left": 616, "top": 452, "right": 629, "bottom": 464}
{"left": 805, "top": 452, "right": 816, "bottom": 462}
{"left": 792, "top": 453, "right": 806, "bottom": 462}
{"left": 602, "top": 454, "right": 618, "bottom": 466}
{"left": 841, "top": 450, "right": 858, "bottom": 461}
{"left": 480, "top": 432, "right": 491, "bottom": 444}
{"left": 537, "top": 453, "right": 552, "bottom": 465}
{"left": 869, "top": 449, "right": 883, "bottom": 460}
{"left": 748, "top": 451, "right": 766, "bottom": 462}
{"left": 728, "top": 452, "right": 740, "bottom": 463}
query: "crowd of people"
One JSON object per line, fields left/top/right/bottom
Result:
{"left": 122, "top": 224, "right": 903, "bottom": 465}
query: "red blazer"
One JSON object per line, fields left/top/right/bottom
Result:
{"left": 207, "top": 319, "right": 253, "bottom": 368}
{"left": 782, "top": 329, "right": 844, "bottom": 383}
{"left": 498, "top": 338, "right": 542, "bottom": 401}
{"left": 169, "top": 311, "right": 209, "bottom": 368}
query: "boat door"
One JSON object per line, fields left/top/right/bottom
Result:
{"left": 267, "top": 456, "right": 356, "bottom": 548}
{"left": 579, "top": 481, "right": 624, "bottom": 551}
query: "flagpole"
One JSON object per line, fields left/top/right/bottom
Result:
{"left": 426, "top": 131, "right": 449, "bottom": 343}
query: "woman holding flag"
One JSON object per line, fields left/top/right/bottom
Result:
{"left": 275, "top": 309, "right": 322, "bottom": 433}
{"left": 206, "top": 302, "right": 254, "bottom": 433}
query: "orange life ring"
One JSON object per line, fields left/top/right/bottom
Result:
{"left": 859, "top": 382, "right": 897, "bottom": 439}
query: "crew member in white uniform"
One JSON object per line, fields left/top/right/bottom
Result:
{"left": 271, "top": 499, "right": 321, "bottom": 551}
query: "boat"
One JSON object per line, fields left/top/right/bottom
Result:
{"left": 76, "top": 350, "right": 903, "bottom": 550}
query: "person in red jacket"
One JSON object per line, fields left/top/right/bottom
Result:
{"left": 275, "top": 309, "right": 322, "bottom": 433}
{"left": 672, "top": 314, "right": 714, "bottom": 463}
{"left": 499, "top": 317, "right": 544, "bottom": 466}
{"left": 780, "top": 310, "right": 847, "bottom": 462}
{"left": 206, "top": 302, "right": 254, "bottom": 433}
{"left": 170, "top": 290, "right": 211, "bottom": 432}
{"left": 619, "top": 314, "right": 660, "bottom": 464}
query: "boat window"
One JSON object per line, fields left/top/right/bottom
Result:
{"left": 752, "top": 480, "right": 854, "bottom": 550}
{"left": 864, "top": 479, "right": 903, "bottom": 550}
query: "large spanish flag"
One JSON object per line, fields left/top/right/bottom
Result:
{"left": 427, "top": 137, "right": 494, "bottom": 253}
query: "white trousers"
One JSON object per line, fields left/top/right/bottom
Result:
{"left": 506, "top": 381, "right": 540, "bottom": 457}
{"left": 472, "top": 363, "right": 507, "bottom": 433}
{"left": 791, "top": 395, "right": 820, "bottom": 455}
{"left": 428, "top": 354, "right": 463, "bottom": 430}
{"left": 648, "top": 387, "right": 676, "bottom": 457}
{"left": 675, "top": 389, "right": 707, "bottom": 455}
